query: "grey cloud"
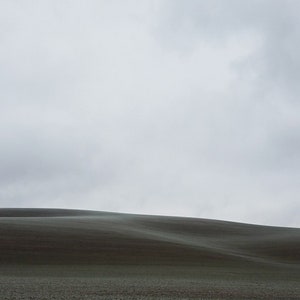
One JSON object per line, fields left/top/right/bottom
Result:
{"left": 161, "top": 0, "right": 300, "bottom": 91}
{"left": 0, "top": 0, "right": 299, "bottom": 226}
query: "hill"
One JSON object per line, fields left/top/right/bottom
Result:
{"left": 0, "top": 208, "right": 299, "bottom": 299}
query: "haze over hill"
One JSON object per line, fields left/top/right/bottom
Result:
{"left": 0, "top": 208, "right": 299, "bottom": 299}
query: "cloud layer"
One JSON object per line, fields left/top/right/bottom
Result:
{"left": 1, "top": 0, "right": 299, "bottom": 226}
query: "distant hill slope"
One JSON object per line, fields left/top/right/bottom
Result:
{"left": 0, "top": 208, "right": 299, "bottom": 268}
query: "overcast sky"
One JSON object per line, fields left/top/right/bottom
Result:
{"left": 1, "top": 0, "right": 300, "bottom": 226}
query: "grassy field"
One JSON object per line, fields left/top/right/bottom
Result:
{"left": 0, "top": 208, "right": 299, "bottom": 299}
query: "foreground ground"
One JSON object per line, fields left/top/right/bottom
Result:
{"left": 1, "top": 265, "right": 300, "bottom": 299}
{"left": 0, "top": 208, "right": 299, "bottom": 299}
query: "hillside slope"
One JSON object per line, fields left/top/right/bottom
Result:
{"left": 0, "top": 208, "right": 299, "bottom": 267}
{"left": 0, "top": 208, "right": 299, "bottom": 299}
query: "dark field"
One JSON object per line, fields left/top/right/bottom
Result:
{"left": 0, "top": 208, "right": 299, "bottom": 299}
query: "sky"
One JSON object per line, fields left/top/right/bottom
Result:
{"left": 0, "top": 0, "right": 300, "bottom": 227}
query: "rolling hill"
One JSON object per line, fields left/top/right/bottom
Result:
{"left": 0, "top": 208, "right": 299, "bottom": 299}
